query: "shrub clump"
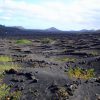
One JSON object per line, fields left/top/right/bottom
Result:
{"left": 90, "top": 51, "right": 98, "bottom": 56}
{"left": 7, "top": 91, "right": 22, "bottom": 100}
{"left": 55, "top": 57, "right": 76, "bottom": 62}
{"left": 0, "top": 56, "right": 18, "bottom": 79}
{"left": 68, "top": 67, "right": 95, "bottom": 79}
{"left": 16, "top": 39, "right": 32, "bottom": 44}
{"left": 0, "top": 56, "right": 12, "bottom": 62}
{"left": 0, "top": 83, "right": 21, "bottom": 100}
{"left": 0, "top": 56, "right": 21, "bottom": 99}
{"left": 0, "top": 83, "right": 10, "bottom": 99}
{"left": 41, "top": 38, "right": 53, "bottom": 44}
{"left": 0, "top": 63, "right": 18, "bottom": 73}
{"left": 57, "top": 87, "right": 69, "bottom": 99}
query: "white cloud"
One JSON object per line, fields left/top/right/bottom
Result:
{"left": 0, "top": 16, "right": 11, "bottom": 20}
{"left": 0, "top": 0, "right": 100, "bottom": 29}
{"left": 0, "top": 9, "right": 3, "bottom": 13}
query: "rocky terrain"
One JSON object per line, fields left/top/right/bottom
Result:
{"left": 0, "top": 33, "right": 100, "bottom": 100}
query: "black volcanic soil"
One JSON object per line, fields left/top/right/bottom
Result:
{"left": 0, "top": 33, "right": 100, "bottom": 100}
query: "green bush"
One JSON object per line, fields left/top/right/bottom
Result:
{"left": 0, "top": 64, "right": 18, "bottom": 72}
{"left": 0, "top": 84, "right": 21, "bottom": 100}
{"left": 9, "top": 91, "right": 22, "bottom": 100}
{"left": 16, "top": 39, "right": 32, "bottom": 44}
{"left": 90, "top": 51, "right": 98, "bottom": 56}
{"left": 0, "top": 83, "right": 10, "bottom": 99}
{"left": 41, "top": 38, "right": 53, "bottom": 44}
{"left": 0, "top": 56, "right": 12, "bottom": 62}
{"left": 0, "top": 56, "right": 21, "bottom": 99}
{"left": 68, "top": 67, "right": 95, "bottom": 79}
{"left": 0, "top": 56, "right": 18, "bottom": 85}
{"left": 0, "top": 56, "right": 18, "bottom": 73}
{"left": 55, "top": 57, "right": 76, "bottom": 62}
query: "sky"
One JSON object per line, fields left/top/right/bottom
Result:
{"left": 0, "top": 0, "right": 100, "bottom": 30}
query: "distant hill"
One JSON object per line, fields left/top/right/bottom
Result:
{"left": 45, "top": 27, "right": 61, "bottom": 32}
{"left": 0, "top": 24, "right": 100, "bottom": 37}
{"left": 11, "top": 26, "right": 25, "bottom": 30}
{"left": 79, "top": 29, "right": 95, "bottom": 32}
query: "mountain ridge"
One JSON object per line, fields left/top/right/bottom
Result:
{"left": 0, "top": 24, "right": 100, "bottom": 34}
{"left": 45, "top": 27, "right": 61, "bottom": 31}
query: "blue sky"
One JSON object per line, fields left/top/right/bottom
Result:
{"left": 0, "top": 0, "right": 100, "bottom": 30}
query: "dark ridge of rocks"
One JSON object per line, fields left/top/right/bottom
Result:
{"left": 11, "top": 77, "right": 25, "bottom": 83}
{"left": 5, "top": 68, "right": 18, "bottom": 74}
{"left": 24, "top": 72, "right": 34, "bottom": 79}
{"left": 24, "top": 72, "right": 38, "bottom": 82}
{"left": 95, "top": 77, "right": 100, "bottom": 83}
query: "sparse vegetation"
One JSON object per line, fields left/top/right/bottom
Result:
{"left": 0, "top": 64, "right": 18, "bottom": 72}
{"left": 55, "top": 57, "right": 76, "bottom": 62}
{"left": 8, "top": 91, "right": 22, "bottom": 100}
{"left": 68, "top": 67, "right": 95, "bottom": 79}
{"left": 16, "top": 39, "right": 32, "bottom": 44}
{"left": 0, "top": 55, "right": 20, "bottom": 99}
{"left": 57, "top": 87, "right": 69, "bottom": 99}
{"left": 0, "top": 83, "right": 22, "bottom": 100}
{"left": 0, "top": 73, "right": 4, "bottom": 82}
{"left": 0, "top": 56, "right": 12, "bottom": 62}
{"left": 0, "top": 56, "right": 18, "bottom": 83}
{"left": 41, "top": 38, "right": 53, "bottom": 44}
{"left": 0, "top": 56, "right": 18, "bottom": 73}
{"left": 0, "top": 83, "right": 10, "bottom": 100}
{"left": 89, "top": 51, "right": 98, "bottom": 56}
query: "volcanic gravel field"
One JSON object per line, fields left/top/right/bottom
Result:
{"left": 0, "top": 33, "right": 100, "bottom": 100}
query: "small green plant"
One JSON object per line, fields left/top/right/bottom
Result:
{"left": 0, "top": 64, "right": 18, "bottom": 72}
{"left": 9, "top": 91, "right": 22, "bottom": 100}
{"left": 0, "top": 63, "right": 19, "bottom": 86}
{"left": 0, "top": 56, "right": 18, "bottom": 77}
{"left": 55, "top": 57, "right": 76, "bottom": 62}
{"left": 68, "top": 67, "right": 95, "bottom": 79}
{"left": 0, "top": 84, "right": 22, "bottom": 100}
{"left": 16, "top": 39, "right": 32, "bottom": 44}
{"left": 0, "top": 56, "right": 12, "bottom": 62}
{"left": 0, "top": 83, "right": 10, "bottom": 99}
{"left": 57, "top": 87, "right": 69, "bottom": 99}
{"left": 0, "top": 73, "right": 4, "bottom": 82}
{"left": 0, "top": 55, "right": 21, "bottom": 99}
{"left": 41, "top": 38, "right": 53, "bottom": 44}
{"left": 90, "top": 51, "right": 98, "bottom": 56}
{"left": 0, "top": 56, "right": 20, "bottom": 72}
{"left": 0, "top": 56, "right": 19, "bottom": 87}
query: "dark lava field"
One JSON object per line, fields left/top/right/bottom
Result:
{"left": 0, "top": 33, "right": 100, "bottom": 100}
